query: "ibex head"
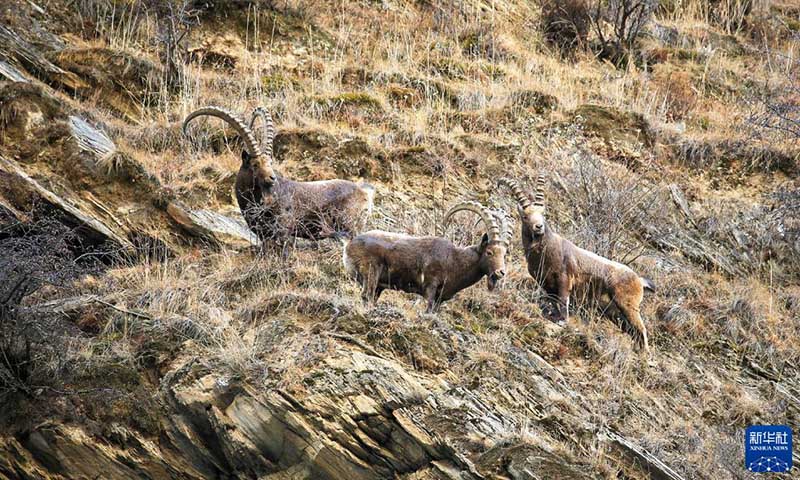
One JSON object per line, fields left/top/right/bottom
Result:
{"left": 444, "top": 201, "right": 513, "bottom": 291}
{"left": 499, "top": 175, "right": 547, "bottom": 239}
{"left": 183, "top": 106, "right": 277, "bottom": 193}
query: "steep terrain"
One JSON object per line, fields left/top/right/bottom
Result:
{"left": 1, "top": 0, "right": 799, "bottom": 478}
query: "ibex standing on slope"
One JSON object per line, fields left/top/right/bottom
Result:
{"left": 499, "top": 175, "right": 655, "bottom": 351}
{"left": 183, "top": 106, "right": 375, "bottom": 243}
{"left": 344, "top": 201, "right": 513, "bottom": 312}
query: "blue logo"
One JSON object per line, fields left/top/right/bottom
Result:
{"left": 745, "top": 425, "right": 792, "bottom": 473}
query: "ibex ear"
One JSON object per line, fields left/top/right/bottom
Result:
{"left": 478, "top": 233, "right": 490, "bottom": 252}
{"left": 241, "top": 150, "right": 251, "bottom": 166}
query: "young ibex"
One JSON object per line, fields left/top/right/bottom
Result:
{"left": 183, "top": 106, "right": 375, "bottom": 243}
{"left": 344, "top": 201, "right": 512, "bottom": 312}
{"left": 498, "top": 176, "right": 655, "bottom": 350}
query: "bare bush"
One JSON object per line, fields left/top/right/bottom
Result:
{"left": 0, "top": 212, "right": 99, "bottom": 400}
{"left": 539, "top": 0, "right": 591, "bottom": 56}
{"left": 590, "top": 0, "right": 658, "bottom": 63}
{"left": 556, "top": 145, "right": 660, "bottom": 263}
{"left": 145, "top": 0, "right": 202, "bottom": 90}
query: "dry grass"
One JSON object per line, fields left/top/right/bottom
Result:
{"left": 3, "top": 0, "right": 799, "bottom": 477}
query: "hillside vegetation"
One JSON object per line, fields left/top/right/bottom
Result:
{"left": 0, "top": 0, "right": 799, "bottom": 478}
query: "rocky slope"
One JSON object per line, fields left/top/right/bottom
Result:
{"left": 1, "top": 0, "right": 799, "bottom": 478}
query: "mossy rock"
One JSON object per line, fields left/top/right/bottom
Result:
{"left": 702, "top": 67, "right": 750, "bottom": 99}
{"left": 308, "top": 92, "right": 382, "bottom": 110}
{"left": 509, "top": 90, "right": 559, "bottom": 114}
{"left": 332, "top": 312, "right": 370, "bottom": 335}
{"left": 305, "top": 92, "right": 385, "bottom": 121}
{"left": 572, "top": 104, "right": 655, "bottom": 148}
{"left": 785, "top": 17, "right": 800, "bottom": 32}
{"left": 262, "top": 71, "right": 298, "bottom": 94}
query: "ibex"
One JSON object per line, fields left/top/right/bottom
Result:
{"left": 344, "top": 201, "right": 512, "bottom": 312}
{"left": 183, "top": 106, "right": 375, "bottom": 243}
{"left": 499, "top": 176, "right": 655, "bottom": 350}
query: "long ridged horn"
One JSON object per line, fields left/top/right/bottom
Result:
{"left": 533, "top": 173, "right": 546, "bottom": 206}
{"left": 496, "top": 209, "right": 514, "bottom": 245}
{"left": 249, "top": 107, "right": 276, "bottom": 163}
{"left": 183, "top": 106, "right": 262, "bottom": 158}
{"left": 443, "top": 201, "right": 501, "bottom": 243}
{"left": 498, "top": 177, "right": 532, "bottom": 210}
{"left": 485, "top": 208, "right": 513, "bottom": 246}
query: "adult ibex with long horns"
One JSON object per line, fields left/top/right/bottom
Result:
{"left": 499, "top": 175, "right": 655, "bottom": 350}
{"left": 344, "top": 201, "right": 512, "bottom": 312}
{"left": 183, "top": 106, "right": 375, "bottom": 243}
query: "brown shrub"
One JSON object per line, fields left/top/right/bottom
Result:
{"left": 539, "top": 0, "right": 591, "bottom": 55}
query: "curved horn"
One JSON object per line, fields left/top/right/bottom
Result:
{"left": 249, "top": 106, "right": 276, "bottom": 162}
{"left": 498, "top": 177, "right": 532, "bottom": 210}
{"left": 443, "top": 201, "right": 501, "bottom": 243}
{"left": 533, "top": 173, "right": 547, "bottom": 206}
{"left": 498, "top": 209, "right": 514, "bottom": 244}
{"left": 489, "top": 208, "right": 514, "bottom": 246}
{"left": 183, "top": 106, "right": 262, "bottom": 158}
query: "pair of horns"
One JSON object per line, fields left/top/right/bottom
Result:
{"left": 443, "top": 201, "right": 512, "bottom": 246}
{"left": 183, "top": 106, "right": 275, "bottom": 163}
{"left": 249, "top": 107, "right": 275, "bottom": 155}
{"left": 498, "top": 174, "right": 546, "bottom": 208}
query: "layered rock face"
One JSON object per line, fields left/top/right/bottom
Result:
{"left": 1, "top": 1, "right": 799, "bottom": 479}
{"left": 2, "top": 346, "right": 682, "bottom": 479}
